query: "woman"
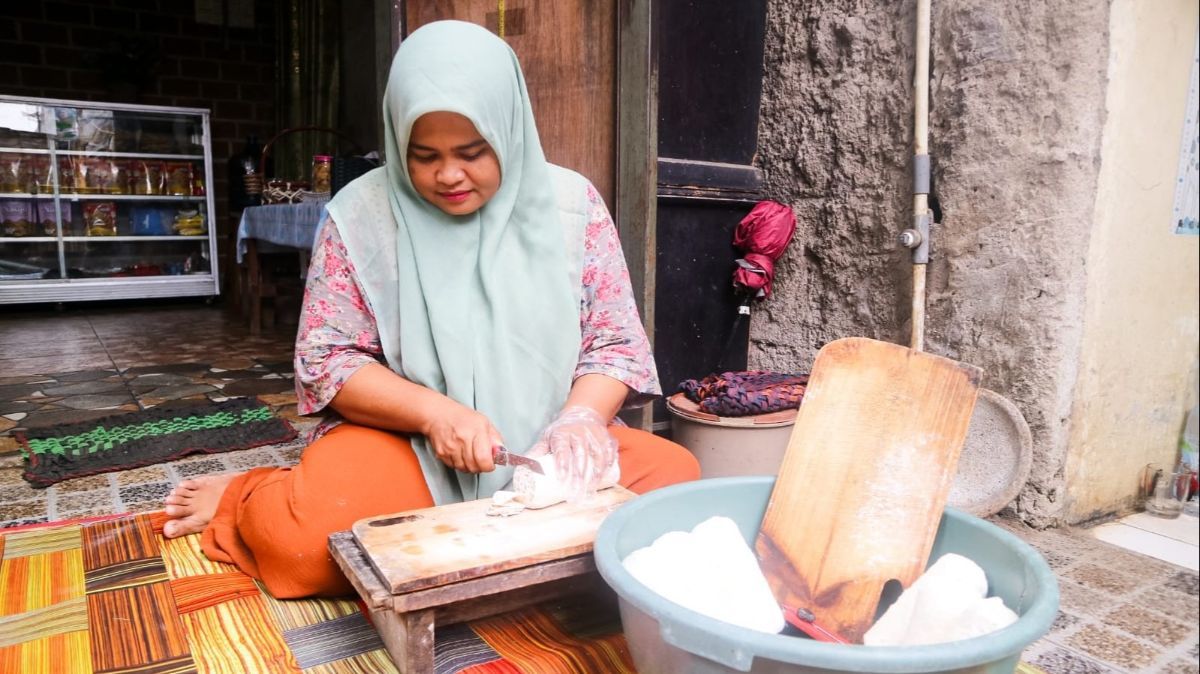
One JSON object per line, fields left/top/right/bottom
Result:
{"left": 162, "top": 20, "right": 699, "bottom": 598}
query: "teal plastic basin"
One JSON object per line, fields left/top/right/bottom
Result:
{"left": 594, "top": 477, "right": 1058, "bottom": 674}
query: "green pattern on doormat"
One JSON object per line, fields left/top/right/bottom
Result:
{"left": 15, "top": 397, "right": 297, "bottom": 488}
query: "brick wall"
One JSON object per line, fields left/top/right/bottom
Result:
{"left": 0, "top": 0, "right": 278, "bottom": 284}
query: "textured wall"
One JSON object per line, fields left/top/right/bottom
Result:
{"left": 1065, "top": 0, "right": 1200, "bottom": 522}
{"left": 754, "top": 0, "right": 1111, "bottom": 525}
{"left": 753, "top": 1, "right": 915, "bottom": 368}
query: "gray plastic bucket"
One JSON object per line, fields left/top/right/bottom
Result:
{"left": 594, "top": 477, "right": 1058, "bottom": 674}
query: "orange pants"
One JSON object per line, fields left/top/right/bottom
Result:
{"left": 201, "top": 423, "right": 700, "bottom": 598}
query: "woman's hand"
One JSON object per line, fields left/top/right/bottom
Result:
{"left": 423, "top": 399, "right": 503, "bottom": 473}
{"left": 529, "top": 405, "right": 617, "bottom": 500}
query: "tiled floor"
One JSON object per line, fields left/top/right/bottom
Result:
{"left": 0, "top": 301, "right": 313, "bottom": 526}
{"left": 1092, "top": 511, "right": 1200, "bottom": 572}
{"left": 1, "top": 301, "right": 1197, "bottom": 674}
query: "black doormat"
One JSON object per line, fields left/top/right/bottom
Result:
{"left": 15, "top": 398, "right": 298, "bottom": 488}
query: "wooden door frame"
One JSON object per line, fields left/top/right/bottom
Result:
{"left": 615, "top": 0, "right": 658, "bottom": 343}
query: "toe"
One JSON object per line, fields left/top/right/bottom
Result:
{"left": 162, "top": 520, "right": 180, "bottom": 538}
{"left": 164, "top": 504, "right": 187, "bottom": 517}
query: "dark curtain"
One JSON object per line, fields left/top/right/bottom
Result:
{"left": 273, "top": 0, "right": 342, "bottom": 186}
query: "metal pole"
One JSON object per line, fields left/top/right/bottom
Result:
{"left": 905, "top": 0, "right": 932, "bottom": 351}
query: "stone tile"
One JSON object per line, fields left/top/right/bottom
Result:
{"left": 0, "top": 355, "right": 116, "bottom": 377}
{"left": 0, "top": 401, "right": 42, "bottom": 414}
{"left": 1134, "top": 584, "right": 1200, "bottom": 624}
{"left": 0, "top": 383, "right": 49, "bottom": 400}
{"left": 1058, "top": 580, "right": 1120, "bottom": 613}
{"left": 56, "top": 489, "right": 116, "bottom": 515}
{"left": 1092, "top": 545, "right": 1181, "bottom": 581}
{"left": 20, "top": 408, "right": 132, "bottom": 431}
{"left": 173, "top": 457, "right": 227, "bottom": 478}
{"left": 0, "top": 499, "right": 49, "bottom": 522}
{"left": 113, "top": 466, "right": 169, "bottom": 485}
{"left": 1163, "top": 659, "right": 1199, "bottom": 674}
{"left": 1066, "top": 624, "right": 1159, "bottom": 670}
{"left": 0, "top": 483, "right": 45, "bottom": 503}
{"left": 53, "top": 369, "right": 119, "bottom": 383}
{"left": 277, "top": 446, "right": 303, "bottom": 465}
{"left": 221, "top": 378, "right": 295, "bottom": 397}
{"left": 136, "top": 385, "right": 219, "bottom": 402}
{"left": 142, "top": 398, "right": 211, "bottom": 412}
{"left": 1165, "top": 571, "right": 1199, "bottom": 597}
{"left": 0, "top": 463, "right": 27, "bottom": 487}
{"left": 225, "top": 449, "right": 284, "bottom": 471}
{"left": 118, "top": 482, "right": 172, "bottom": 504}
{"left": 120, "top": 363, "right": 211, "bottom": 376}
{"left": 210, "top": 358, "right": 258, "bottom": 370}
{"left": 55, "top": 473, "right": 113, "bottom": 494}
{"left": 1050, "top": 611, "right": 1081, "bottom": 633}
{"left": 125, "top": 373, "right": 199, "bottom": 388}
{"left": 121, "top": 501, "right": 164, "bottom": 514}
{"left": 54, "top": 393, "right": 138, "bottom": 410}
{"left": 0, "top": 516, "right": 49, "bottom": 529}
{"left": 1102, "top": 603, "right": 1192, "bottom": 647}
{"left": 258, "top": 392, "right": 297, "bottom": 406}
{"left": 0, "top": 436, "right": 22, "bottom": 455}
{"left": 1064, "top": 564, "right": 1142, "bottom": 597}
{"left": 41, "top": 380, "right": 130, "bottom": 397}
{"left": 1030, "top": 646, "right": 1116, "bottom": 673}
{"left": 0, "top": 375, "right": 47, "bottom": 386}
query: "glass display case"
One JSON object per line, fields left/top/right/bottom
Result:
{"left": 0, "top": 95, "right": 218, "bottom": 303}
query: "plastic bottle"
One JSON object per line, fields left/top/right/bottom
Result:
{"left": 1183, "top": 405, "right": 1198, "bottom": 472}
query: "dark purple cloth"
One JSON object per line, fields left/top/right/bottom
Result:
{"left": 679, "top": 370, "right": 809, "bottom": 417}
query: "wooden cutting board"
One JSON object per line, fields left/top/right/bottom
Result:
{"left": 352, "top": 486, "right": 635, "bottom": 594}
{"left": 755, "top": 337, "right": 981, "bottom": 643}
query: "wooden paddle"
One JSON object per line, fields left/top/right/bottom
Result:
{"left": 755, "top": 337, "right": 981, "bottom": 643}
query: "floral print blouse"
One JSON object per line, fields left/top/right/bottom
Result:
{"left": 293, "top": 183, "right": 660, "bottom": 437}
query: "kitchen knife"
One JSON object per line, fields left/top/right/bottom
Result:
{"left": 492, "top": 445, "right": 545, "bottom": 475}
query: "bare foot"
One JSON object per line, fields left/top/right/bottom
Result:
{"left": 162, "top": 473, "right": 238, "bottom": 539}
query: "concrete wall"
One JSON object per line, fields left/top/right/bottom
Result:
{"left": 754, "top": 0, "right": 1117, "bottom": 525}
{"left": 1064, "top": 0, "right": 1200, "bottom": 522}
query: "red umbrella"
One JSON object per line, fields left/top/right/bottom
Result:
{"left": 732, "top": 200, "right": 796, "bottom": 299}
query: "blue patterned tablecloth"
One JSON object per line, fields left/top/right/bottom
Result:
{"left": 236, "top": 199, "right": 329, "bottom": 263}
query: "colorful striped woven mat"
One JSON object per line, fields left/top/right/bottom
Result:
{"left": 0, "top": 513, "right": 635, "bottom": 673}
{"left": 15, "top": 398, "right": 297, "bottom": 488}
{"left": 0, "top": 514, "right": 1050, "bottom": 673}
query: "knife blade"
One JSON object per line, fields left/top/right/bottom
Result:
{"left": 492, "top": 445, "right": 545, "bottom": 475}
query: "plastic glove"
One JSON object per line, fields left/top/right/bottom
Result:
{"left": 532, "top": 405, "right": 618, "bottom": 502}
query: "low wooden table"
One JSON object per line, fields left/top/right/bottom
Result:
{"left": 328, "top": 487, "right": 634, "bottom": 674}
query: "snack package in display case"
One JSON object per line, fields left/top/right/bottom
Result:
{"left": 37, "top": 201, "right": 69, "bottom": 236}
{"left": 89, "top": 158, "right": 128, "bottom": 194}
{"left": 130, "top": 206, "right": 173, "bottom": 236}
{"left": 165, "top": 161, "right": 193, "bottom": 196}
{"left": 83, "top": 201, "right": 117, "bottom": 236}
{"left": 0, "top": 153, "right": 33, "bottom": 193}
{"left": 78, "top": 110, "right": 115, "bottom": 151}
{"left": 1, "top": 200, "right": 34, "bottom": 237}
{"left": 130, "top": 159, "right": 165, "bottom": 195}
{"left": 172, "top": 208, "right": 205, "bottom": 236}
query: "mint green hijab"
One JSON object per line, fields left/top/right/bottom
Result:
{"left": 326, "top": 20, "right": 582, "bottom": 504}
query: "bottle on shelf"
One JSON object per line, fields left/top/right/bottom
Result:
{"left": 227, "top": 135, "right": 262, "bottom": 209}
